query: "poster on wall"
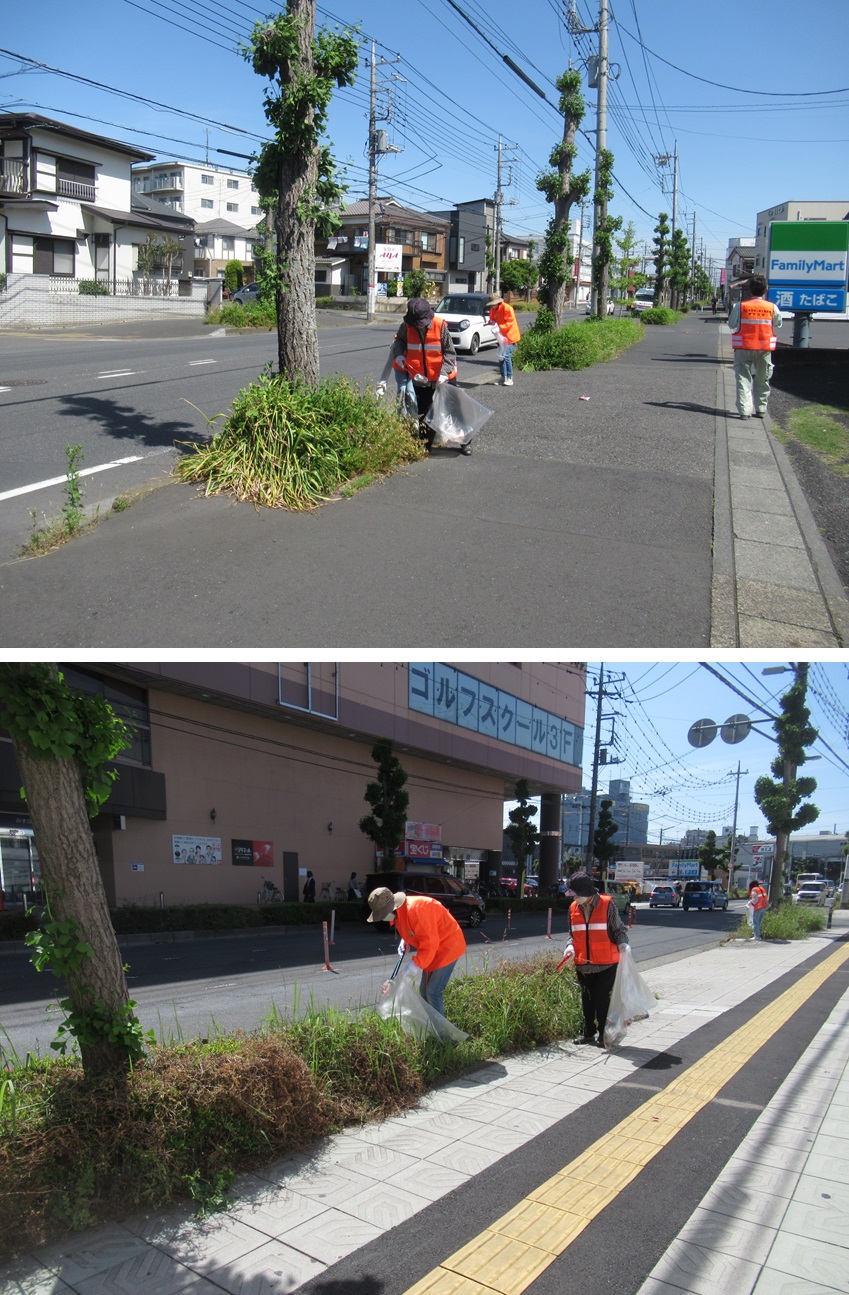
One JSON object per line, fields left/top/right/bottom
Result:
{"left": 232, "top": 839, "right": 275, "bottom": 867}
{"left": 172, "top": 835, "right": 222, "bottom": 865}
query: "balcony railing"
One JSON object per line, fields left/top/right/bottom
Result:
{"left": 0, "top": 158, "right": 26, "bottom": 194}
{"left": 58, "top": 177, "right": 96, "bottom": 202}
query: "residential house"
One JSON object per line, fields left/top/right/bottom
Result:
{"left": 429, "top": 199, "right": 494, "bottom": 293}
{"left": 193, "top": 219, "right": 258, "bottom": 280}
{"left": 132, "top": 159, "right": 262, "bottom": 230}
{"left": 0, "top": 113, "right": 194, "bottom": 285}
{"left": 317, "top": 197, "right": 449, "bottom": 295}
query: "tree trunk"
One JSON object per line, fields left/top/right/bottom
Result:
{"left": 275, "top": 0, "right": 320, "bottom": 385}
{"left": 13, "top": 738, "right": 132, "bottom": 1078}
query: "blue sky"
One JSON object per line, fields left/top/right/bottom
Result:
{"left": 504, "top": 659, "right": 849, "bottom": 845}
{"left": 3, "top": 1, "right": 849, "bottom": 273}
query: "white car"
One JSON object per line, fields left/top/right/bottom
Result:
{"left": 631, "top": 288, "right": 655, "bottom": 313}
{"left": 585, "top": 299, "right": 616, "bottom": 316}
{"left": 795, "top": 882, "right": 827, "bottom": 906}
{"left": 435, "top": 293, "right": 499, "bottom": 354}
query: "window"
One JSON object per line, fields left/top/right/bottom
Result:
{"left": 201, "top": 174, "right": 213, "bottom": 185}
{"left": 221, "top": 237, "right": 235, "bottom": 252}
{"left": 34, "top": 237, "right": 74, "bottom": 275}
{"left": 251, "top": 206, "right": 260, "bottom": 215}
{"left": 315, "top": 268, "right": 328, "bottom": 282}
{"left": 62, "top": 667, "right": 152, "bottom": 766}
{"left": 226, "top": 202, "right": 238, "bottom": 212}
{"left": 201, "top": 198, "right": 213, "bottom": 209}
{"left": 227, "top": 178, "right": 239, "bottom": 189}
{"left": 458, "top": 236, "right": 465, "bottom": 264}
{"left": 420, "top": 231, "right": 437, "bottom": 252}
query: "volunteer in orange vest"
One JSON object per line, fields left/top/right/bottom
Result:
{"left": 749, "top": 880, "right": 769, "bottom": 940}
{"left": 375, "top": 297, "right": 465, "bottom": 450}
{"left": 727, "top": 274, "right": 782, "bottom": 419}
{"left": 367, "top": 886, "right": 466, "bottom": 1018}
{"left": 561, "top": 872, "right": 629, "bottom": 1046}
{"left": 487, "top": 291, "right": 522, "bottom": 386}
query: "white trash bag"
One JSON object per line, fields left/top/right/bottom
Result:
{"left": 377, "top": 968, "right": 468, "bottom": 1044}
{"left": 603, "top": 947, "right": 655, "bottom": 1049}
{"left": 424, "top": 383, "right": 494, "bottom": 449}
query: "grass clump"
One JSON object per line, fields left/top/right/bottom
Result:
{"left": 638, "top": 306, "right": 680, "bottom": 325}
{"left": 514, "top": 316, "right": 643, "bottom": 372}
{"left": 206, "top": 300, "right": 276, "bottom": 328}
{"left": 175, "top": 371, "right": 426, "bottom": 509}
{"left": 0, "top": 954, "right": 580, "bottom": 1256}
{"left": 731, "top": 900, "right": 826, "bottom": 941}
{"left": 781, "top": 404, "right": 849, "bottom": 476}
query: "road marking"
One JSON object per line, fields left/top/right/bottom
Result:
{"left": 0, "top": 455, "right": 145, "bottom": 502}
{"left": 188, "top": 359, "right": 217, "bottom": 366}
{"left": 404, "top": 941, "right": 849, "bottom": 1295}
{"left": 96, "top": 370, "right": 137, "bottom": 378}
{"left": 0, "top": 386, "right": 11, "bottom": 393}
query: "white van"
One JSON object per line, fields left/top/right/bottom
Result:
{"left": 796, "top": 872, "right": 824, "bottom": 890}
{"left": 631, "top": 288, "right": 655, "bottom": 313}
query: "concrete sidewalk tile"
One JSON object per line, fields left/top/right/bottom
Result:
{"left": 763, "top": 1233, "right": 849, "bottom": 1289}
{"left": 322, "top": 1137, "right": 420, "bottom": 1180}
{"left": 740, "top": 577, "right": 837, "bottom": 630}
{"left": 698, "top": 1173, "right": 795, "bottom": 1226}
{"left": 737, "top": 616, "right": 837, "bottom": 649}
{"left": 0, "top": 1255, "right": 76, "bottom": 1294}
{"left": 781, "top": 1182, "right": 849, "bottom": 1246}
{"left": 734, "top": 539, "right": 823, "bottom": 590}
{"left": 752, "top": 1273, "right": 848, "bottom": 1295}
{"left": 202, "top": 1236, "right": 326, "bottom": 1294}
{"left": 459, "top": 1124, "right": 533, "bottom": 1155}
{"left": 378, "top": 1127, "right": 455, "bottom": 1159}
{"left": 383, "top": 1160, "right": 471, "bottom": 1202}
{"left": 273, "top": 1206, "right": 380, "bottom": 1264}
{"left": 803, "top": 1148, "right": 849, "bottom": 1186}
{"left": 333, "top": 1178, "right": 431, "bottom": 1229}
{"left": 144, "top": 1215, "right": 268, "bottom": 1274}
{"left": 426, "top": 1141, "right": 507, "bottom": 1175}
{"left": 226, "top": 1181, "right": 327, "bottom": 1239}
{"left": 33, "top": 1226, "right": 150, "bottom": 1285}
{"left": 647, "top": 1238, "right": 761, "bottom": 1295}
{"left": 733, "top": 508, "right": 807, "bottom": 547}
{"left": 408, "top": 1112, "right": 489, "bottom": 1140}
{"left": 675, "top": 1207, "right": 777, "bottom": 1265}
{"left": 73, "top": 1249, "right": 217, "bottom": 1295}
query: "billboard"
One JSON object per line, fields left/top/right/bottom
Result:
{"left": 767, "top": 221, "right": 849, "bottom": 313}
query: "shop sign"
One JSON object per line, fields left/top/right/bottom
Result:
{"left": 172, "top": 834, "right": 222, "bottom": 865}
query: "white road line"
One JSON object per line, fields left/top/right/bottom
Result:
{"left": 0, "top": 455, "right": 145, "bottom": 502}
{"left": 188, "top": 359, "right": 216, "bottom": 366}
{"left": 0, "top": 386, "right": 11, "bottom": 393}
{"left": 96, "top": 370, "right": 137, "bottom": 378}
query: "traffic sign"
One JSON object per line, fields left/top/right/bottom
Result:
{"left": 721, "top": 714, "right": 751, "bottom": 744}
{"left": 688, "top": 718, "right": 717, "bottom": 748}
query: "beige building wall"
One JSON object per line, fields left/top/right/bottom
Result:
{"left": 100, "top": 662, "right": 584, "bottom": 908}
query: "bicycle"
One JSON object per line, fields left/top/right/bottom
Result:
{"left": 319, "top": 882, "right": 347, "bottom": 902}
{"left": 257, "top": 877, "right": 283, "bottom": 906}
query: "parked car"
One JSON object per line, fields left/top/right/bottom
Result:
{"left": 230, "top": 282, "right": 261, "bottom": 305}
{"left": 435, "top": 293, "right": 499, "bottom": 354}
{"left": 362, "top": 871, "right": 485, "bottom": 926}
{"left": 682, "top": 880, "right": 728, "bottom": 911}
{"left": 584, "top": 299, "right": 616, "bottom": 315}
{"left": 605, "top": 881, "right": 632, "bottom": 916}
{"left": 795, "top": 881, "right": 827, "bottom": 906}
{"left": 631, "top": 288, "right": 655, "bottom": 313}
{"left": 649, "top": 884, "right": 680, "bottom": 908}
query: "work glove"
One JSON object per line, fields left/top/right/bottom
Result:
{"left": 437, "top": 373, "right": 449, "bottom": 384}
{"left": 561, "top": 944, "right": 574, "bottom": 963}
{"left": 375, "top": 381, "right": 386, "bottom": 399}
{"left": 397, "top": 939, "right": 406, "bottom": 956}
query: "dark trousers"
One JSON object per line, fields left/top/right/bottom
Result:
{"left": 577, "top": 965, "right": 617, "bottom": 1039}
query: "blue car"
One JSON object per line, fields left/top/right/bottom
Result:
{"left": 682, "top": 880, "right": 728, "bottom": 911}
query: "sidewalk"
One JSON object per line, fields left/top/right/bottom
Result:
{"left": 5, "top": 914, "right": 848, "bottom": 1295}
{"left": 1, "top": 317, "right": 846, "bottom": 648}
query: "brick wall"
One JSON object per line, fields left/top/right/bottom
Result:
{"left": 0, "top": 274, "right": 209, "bottom": 329}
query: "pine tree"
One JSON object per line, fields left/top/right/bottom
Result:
{"left": 652, "top": 212, "right": 670, "bottom": 307}
{"left": 359, "top": 739, "right": 410, "bottom": 870}
{"left": 504, "top": 780, "right": 540, "bottom": 898}
{"left": 593, "top": 798, "right": 619, "bottom": 885}
{"left": 697, "top": 830, "right": 724, "bottom": 880}
{"left": 535, "top": 70, "right": 591, "bottom": 327}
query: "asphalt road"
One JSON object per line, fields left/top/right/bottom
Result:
{"left": 0, "top": 903, "right": 744, "bottom": 1062}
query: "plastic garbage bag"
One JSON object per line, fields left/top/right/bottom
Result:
{"left": 746, "top": 900, "right": 755, "bottom": 927}
{"left": 424, "top": 382, "right": 494, "bottom": 449}
{"left": 603, "top": 946, "right": 655, "bottom": 1049}
{"left": 377, "top": 970, "right": 468, "bottom": 1044}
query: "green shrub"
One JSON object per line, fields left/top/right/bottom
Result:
{"left": 223, "top": 260, "right": 243, "bottom": 294}
{"left": 639, "top": 307, "right": 680, "bottom": 325}
{"left": 77, "top": 280, "right": 110, "bottom": 296}
{"left": 207, "top": 300, "right": 276, "bottom": 328}
{"left": 515, "top": 316, "right": 643, "bottom": 372}
{"left": 175, "top": 371, "right": 426, "bottom": 509}
{"left": 385, "top": 278, "right": 399, "bottom": 298}
{"left": 530, "top": 306, "right": 555, "bottom": 334}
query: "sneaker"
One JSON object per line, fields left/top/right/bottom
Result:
{"left": 572, "top": 1034, "right": 597, "bottom": 1045}
{"left": 459, "top": 444, "right": 473, "bottom": 456}
{"left": 503, "top": 377, "right": 514, "bottom": 386}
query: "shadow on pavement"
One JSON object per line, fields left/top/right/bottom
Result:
{"left": 56, "top": 392, "right": 205, "bottom": 449}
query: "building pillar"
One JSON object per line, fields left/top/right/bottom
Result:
{"left": 538, "top": 793, "right": 561, "bottom": 893}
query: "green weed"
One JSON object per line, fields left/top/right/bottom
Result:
{"left": 175, "top": 372, "right": 425, "bottom": 509}
{"left": 638, "top": 307, "right": 681, "bottom": 325}
{"left": 514, "top": 316, "right": 644, "bottom": 372}
{"left": 784, "top": 405, "right": 849, "bottom": 476}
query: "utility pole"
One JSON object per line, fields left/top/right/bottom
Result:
{"left": 494, "top": 135, "right": 504, "bottom": 293}
{"left": 691, "top": 210, "right": 697, "bottom": 301}
{"left": 583, "top": 665, "right": 625, "bottom": 871}
{"left": 727, "top": 761, "right": 747, "bottom": 892}
{"left": 366, "top": 41, "right": 401, "bottom": 323}
{"left": 591, "top": 0, "right": 609, "bottom": 316}
{"left": 366, "top": 39, "right": 378, "bottom": 323}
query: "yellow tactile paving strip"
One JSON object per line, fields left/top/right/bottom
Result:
{"left": 404, "top": 942, "right": 849, "bottom": 1295}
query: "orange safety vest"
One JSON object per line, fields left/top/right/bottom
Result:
{"left": 393, "top": 895, "right": 466, "bottom": 973}
{"left": 569, "top": 894, "right": 621, "bottom": 967}
{"left": 750, "top": 884, "right": 768, "bottom": 911}
{"left": 489, "top": 302, "right": 521, "bottom": 345}
{"left": 731, "top": 298, "right": 777, "bottom": 351}
{"left": 393, "top": 316, "right": 456, "bottom": 382}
